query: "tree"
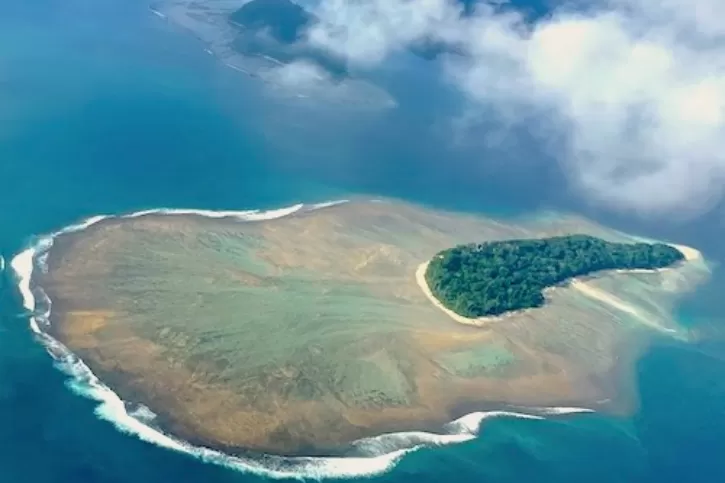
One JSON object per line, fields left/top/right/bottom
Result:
{"left": 425, "top": 235, "right": 684, "bottom": 318}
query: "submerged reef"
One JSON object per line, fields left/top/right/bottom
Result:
{"left": 35, "top": 200, "right": 706, "bottom": 456}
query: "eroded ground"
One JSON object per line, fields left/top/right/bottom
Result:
{"left": 39, "top": 200, "right": 705, "bottom": 455}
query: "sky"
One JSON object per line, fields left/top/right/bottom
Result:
{"left": 286, "top": 0, "right": 725, "bottom": 219}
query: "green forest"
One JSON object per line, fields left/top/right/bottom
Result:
{"left": 425, "top": 234, "right": 684, "bottom": 318}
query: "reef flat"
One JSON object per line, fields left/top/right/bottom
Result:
{"left": 37, "top": 200, "right": 706, "bottom": 456}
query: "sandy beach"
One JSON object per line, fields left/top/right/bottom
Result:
{"left": 567, "top": 242, "right": 702, "bottom": 333}
{"left": 415, "top": 261, "right": 489, "bottom": 327}
{"left": 670, "top": 243, "right": 703, "bottom": 263}
{"left": 415, "top": 261, "right": 522, "bottom": 327}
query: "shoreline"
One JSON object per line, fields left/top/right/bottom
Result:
{"left": 10, "top": 235, "right": 593, "bottom": 478}
{"left": 415, "top": 260, "right": 492, "bottom": 327}
{"left": 415, "top": 242, "right": 704, "bottom": 329}
{"left": 414, "top": 261, "right": 532, "bottom": 327}
{"left": 669, "top": 243, "right": 703, "bottom": 263}
{"left": 10, "top": 201, "right": 707, "bottom": 478}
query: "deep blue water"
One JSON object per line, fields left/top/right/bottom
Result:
{"left": 1, "top": 0, "right": 724, "bottom": 482}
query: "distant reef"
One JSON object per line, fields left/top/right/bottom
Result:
{"left": 228, "top": 0, "right": 349, "bottom": 78}
{"left": 425, "top": 235, "right": 684, "bottom": 318}
{"left": 229, "top": 0, "right": 312, "bottom": 45}
{"left": 225, "top": 0, "right": 469, "bottom": 73}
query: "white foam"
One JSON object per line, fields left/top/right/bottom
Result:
{"left": 8, "top": 199, "right": 596, "bottom": 479}
{"left": 350, "top": 430, "right": 474, "bottom": 457}
{"left": 223, "top": 62, "right": 253, "bottom": 76}
{"left": 349, "top": 410, "right": 549, "bottom": 458}
{"left": 39, "top": 332, "right": 415, "bottom": 479}
{"left": 447, "top": 411, "right": 544, "bottom": 435}
{"left": 528, "top": 406, "right": 595, "bottom": 416}
{"left": 11, "top": 213, "right": 109, "bottom": 316}
{"left": 149, "top": 7, "right": 167, "bottom": 19}
{"left": 124, "top": 204, "right": 304, "bottom": 221}
{"left": 309, "top": 200, "right": 350, "bottom": 210}
{"left": 128, "top": 404, "right": 158, "bottom": 424}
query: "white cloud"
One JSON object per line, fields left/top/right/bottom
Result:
{"left": 261, "top": 59, "right": 397, "bottom": 108}
{"left": 307, "top": 0, "right": 465, "bottom": 65}
{"left": 265, "top": 59, "right": 329, "bottom": 87}
{"left": 306, "top": 0, "right": 725, "bottom": 217}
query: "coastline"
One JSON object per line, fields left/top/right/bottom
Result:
{"left": 569, "top": 243, "right": 704, "bottom": 333}
{"left": 7, "top": 201, "right": 598, "bottom": 479}
{"left": 415, "top": 261, "right": 491, "bottom": 327}
{"left": 6, "top": 202, "right": 421, "bottom": 478}
{"left": 669, "top": 243, "right": 703, "bottom": 263}
{"left": 10, "top": 201, "right": 708, "bottom": 479}
{"left": 414, "top": 261, "right": 530, "bottom": 327}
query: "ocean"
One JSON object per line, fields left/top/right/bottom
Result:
{"left": 1, "top": 0, "right": 724, "bottom": 482}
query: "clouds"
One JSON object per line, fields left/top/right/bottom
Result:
{"left": 307, "top": 0, "right": 465, "bottom": 65}
{"left": 305, "top": 0, "right": 725, "bottom": 217}
{"left": 260, "top": 59, "right": 397, "bottom": 108}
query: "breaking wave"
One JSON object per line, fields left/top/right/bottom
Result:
{"left": 9, "top": 201, "right": 594, "bottom": 479}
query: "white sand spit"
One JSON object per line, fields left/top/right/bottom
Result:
{"left": 669, "top": 243, "right": 702, "bottom": 263}
{"left": 416, "top": 261, "right": 489, "bottom": 327}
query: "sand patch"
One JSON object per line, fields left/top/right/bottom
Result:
{"left": 415, "top": 261, "right": 520, "bottom": 327}
{"left": 670, "top": 243, "right": 702, "bottom": 263}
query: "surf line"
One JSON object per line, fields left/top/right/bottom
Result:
{"left": 9, "top": 200, "right": 593, "bottom": 479}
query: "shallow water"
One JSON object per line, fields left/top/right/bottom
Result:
{"left": 1, "top": 0, "right": 725, "bottom": 482}
{"left": 30, "top": 200, "right": 702, "bottom": 459}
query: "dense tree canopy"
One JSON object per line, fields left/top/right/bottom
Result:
{"left": 228, "top": 0, "right": 350, "bottom": 79}
{"left": 229, "top": 0, "right": 313, "bottom": 44}
{"left": 425, "top": 235, "right": 684, "bottom": 318}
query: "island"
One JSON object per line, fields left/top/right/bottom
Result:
{"left": 227, "top": 0, "right": 349, "bottom": 79}
{"left": 425, "top": 235, "right": 685, "bottom": 318}
{"left": 35, "top": 200, "right": 705, "bottom": 456}
{"left": 225, "top": 0, "right": 465, "bottom": 71}
{"left": 229, "top": 0, "right": 312, "bottom": 44}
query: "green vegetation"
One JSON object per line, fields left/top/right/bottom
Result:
{"left": 229, "top": 0, "right": 313, "bottom": 44}
{"left": 228, "top": 0, "right": 349, "bottom": 79}
{"left": 425, "top": 235, "right": 684, "bottom": 318}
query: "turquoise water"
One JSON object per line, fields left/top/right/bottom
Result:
{"left": 2, "top": 0, "right": 725, "bottom": 482}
